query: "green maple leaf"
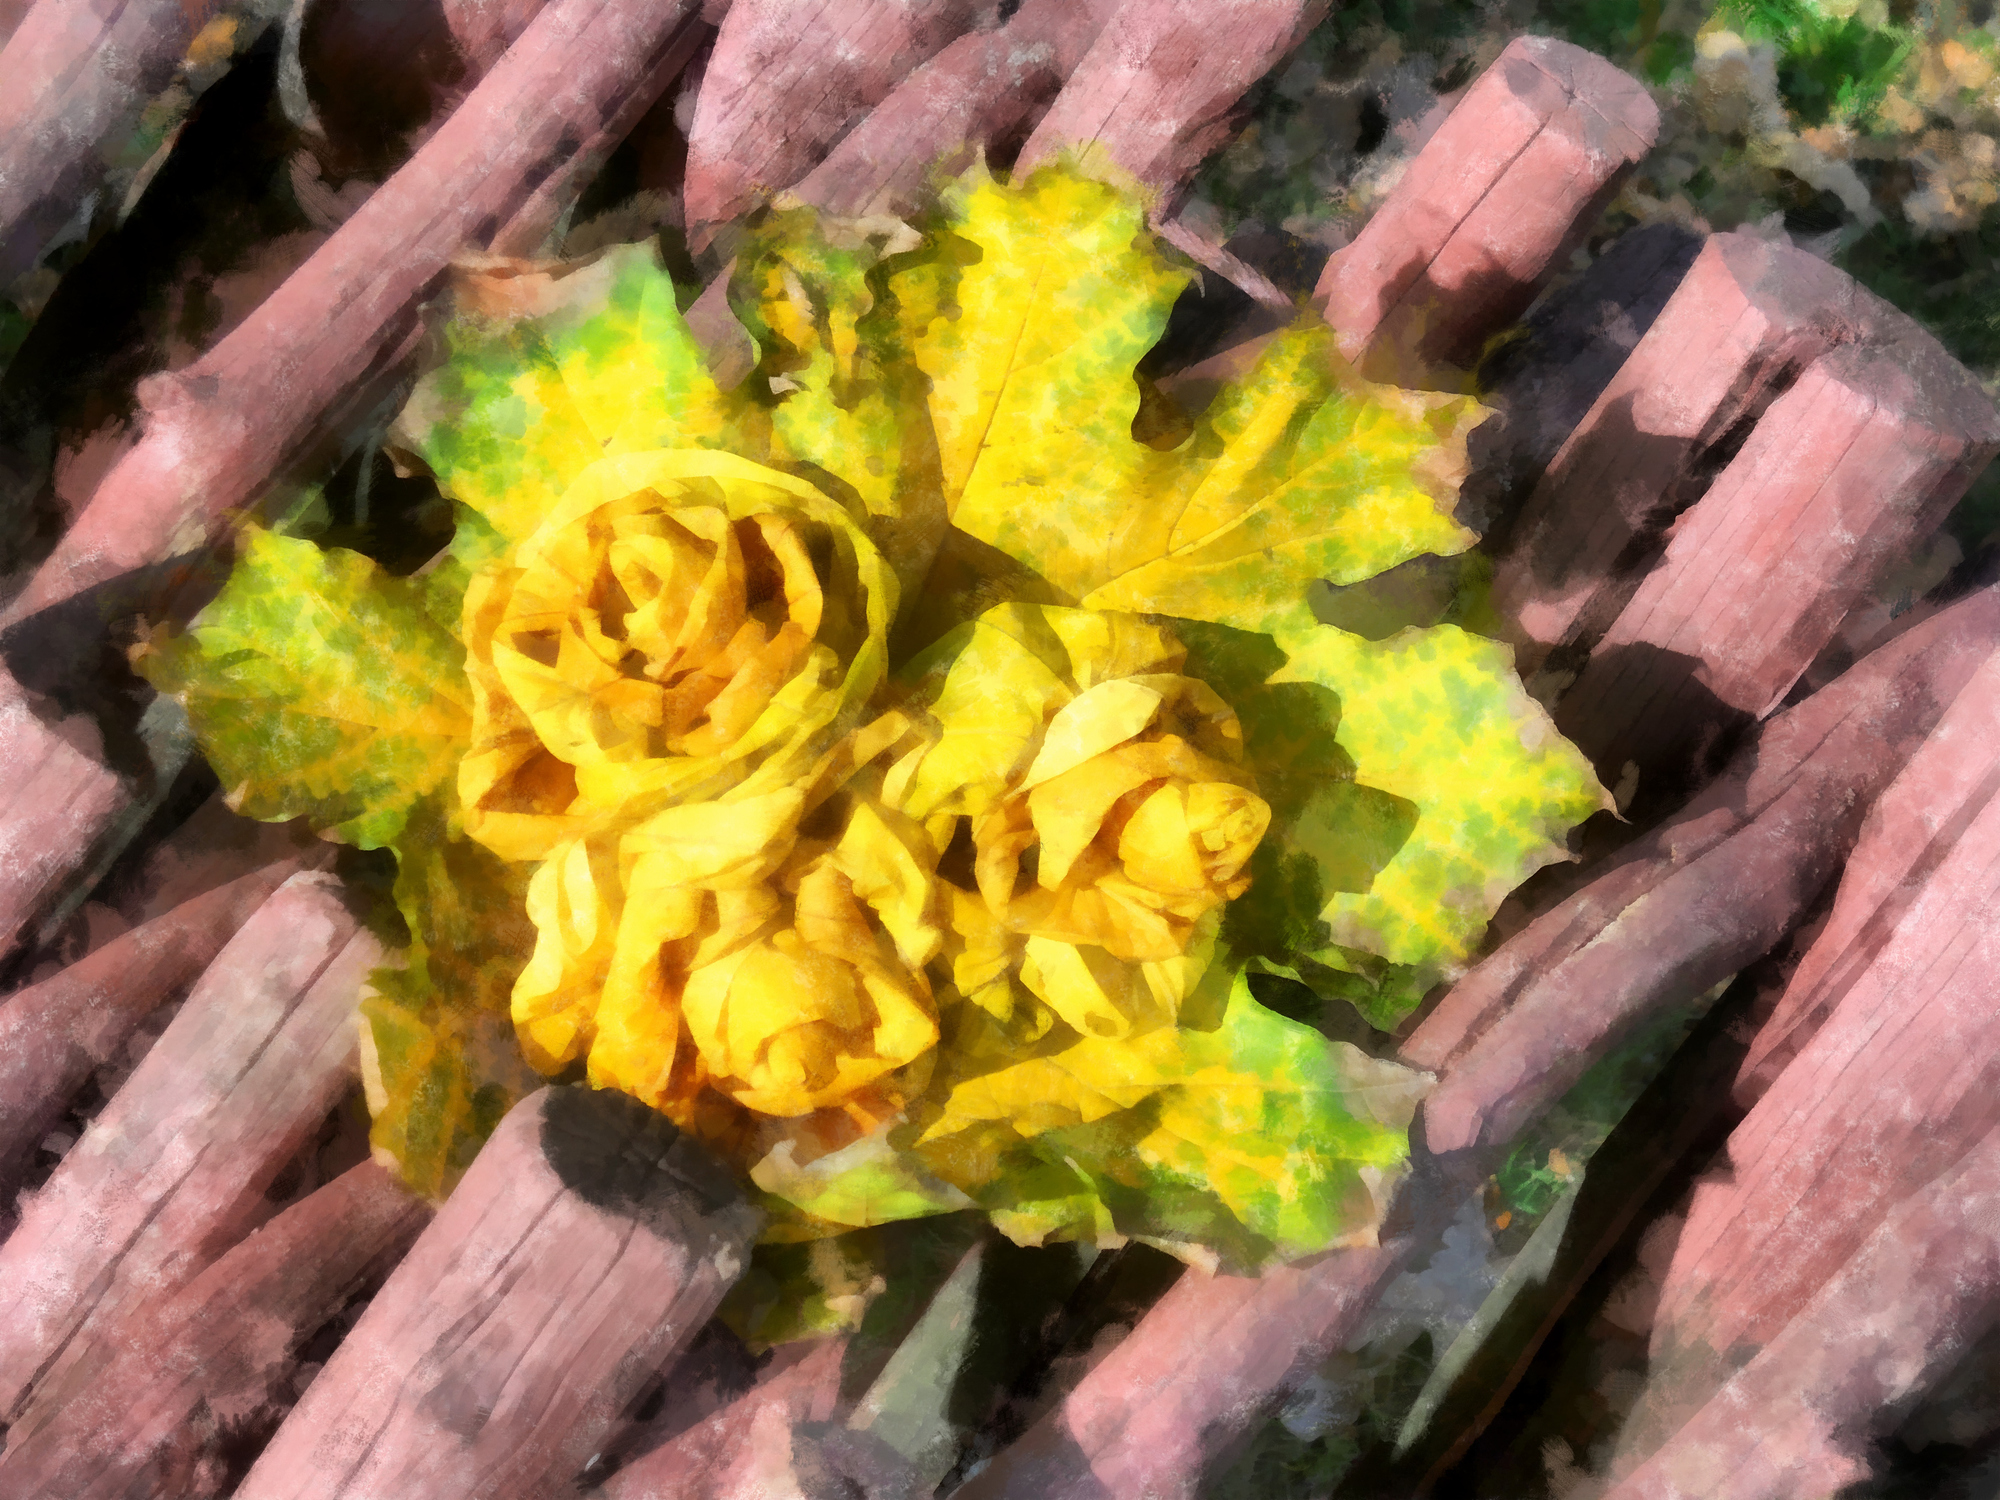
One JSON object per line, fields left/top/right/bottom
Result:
{"left": 915, "top": 971, "right": 1429, "bottom": 1269}
{"left": 1172, "top": 607, "right": 1610, "bottom": 1028}
{"left": 1265, "top": 606, "right": 1613, "bottom": 1022}
{"left": 392, "top": 243, "right": 765, "bottom": 550}
{"left": 360, "top": 792, "right": 545, "bottom": 1199}
{"left": 136, "top": 527, "right": 471, "bottom": 850}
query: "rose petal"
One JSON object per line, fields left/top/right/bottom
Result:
{"left": 1020, "top": 677, "right": 1165, "bottom": 790}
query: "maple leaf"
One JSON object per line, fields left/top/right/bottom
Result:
{"left": 913, "top": 971, "right": 1427, "bottom": 1268}
{"left": 148, "top": 162, "right": 1612, "bottom": 1268}
{"left": 358, "top": 792, "right": 546, "bottom": 1199}
{"left": 135, "top": 527, "right": 471, "bottom": 849}
{"left": 391, "top": 244, "right": 765, "bottom": 550}
{"left": 898, "top": 162, "right": 1484, "bottom": 634}
{"left": 898, "top": 165, "right": 1188, "bottom": 536}
{"left": 1263, "top": 605, "right": 1615, "bottom": 1023}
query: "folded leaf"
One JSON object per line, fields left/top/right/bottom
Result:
{"left": 136, "top": 528, "right": 471, "bottom": 849}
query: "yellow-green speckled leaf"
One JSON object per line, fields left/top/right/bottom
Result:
{"left": 917, "top": 971, "right": 1428, "bottom": 1267}
{"left": 359, "top": 988, "right": 533, "bottom": 1201}
{"left": 1268, "top": 604, "right": 1612, "bottom": 1009}
{"left": 898, "top": 162, "right": 1190, "bottom": 591}
{"left": 394, "top": 244, "right": 764, "bottom": 546}
{"left": 136, "top": 529, "right": 471, "bottom": 850}
{"left": 750, "top": 1121, "right": 973, "bottom": 1229}
{"left": 360, "top": 791, "right": 544, "bottom": 1199}
{"left": 1080, "top": 323, "right": 1484, "bottom": 632}
{"left": 734, "top": 208, "right": 948, "bottom": 599}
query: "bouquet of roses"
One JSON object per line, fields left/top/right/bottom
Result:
{"left": 136, "top": 161, "right": 1607, "bottom": 1280}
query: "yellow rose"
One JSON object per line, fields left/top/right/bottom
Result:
{"left": 974, "top": 674, "right": 1268, "bottom": 961}
{"left": 510, "top": 714, "right": 943, "bottom": 1124}
{"left": 895, "top": 605, "right": 1272, "bottom": 1043}
{"left": 459, "top": 449, "right": 894, "bottom": 864}
{"left": 681, "top": 797, "right": 940, "bottom": 1117}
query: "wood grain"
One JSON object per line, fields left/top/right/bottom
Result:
{"left": 1605, "top": 1124, "right": 2000, "bottom": 1500}
{"left": 0, "top": 0, "right": 224, "bottom": 284}
{"left": 1643, "top": 641, "right": 2000, "bottom": 1367}
{"left": 790, "top": 0, "right": 1116, "bottom": 220}
{"left": 1464, "top": 220, "right": 1703, "bottom": 541}
{"left": 1490, "top": 231, "right": 1888, "bottom": 671}
{"left": 602, "top": 1337, "right": 846, "bottom": 1498}
{"left": 1554, "top": 329, "right": 2000, "bottom": 785}
{"left": 1316, "top": 36, "right": 1658, "bottom": 380}
{"left": 234, "top": 1085, "right": 761, "bottom": 1500}
{"left": 683, "top": 0, "right": 998, "bottom": 244}
{"left": 0, "top": 872, "right": 374, "bottom": 1425}
{"left": 0, "top": 860, "right": 303, "bottom": 1199}
{"left": 0, "top": 1163, "right": 428, "bottom": 1500}
{"left": 949, "top": 1237, "right": 1416, "bottom": 1500}
{"left": 0, "top": 670, "right": 131, "bottom": 962}
{"left": 1014, "top": 0, "right": 1328, "bottom": 198}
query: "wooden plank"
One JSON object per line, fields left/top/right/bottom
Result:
{"left": 949, "top": 1238, "right": 1416, "bottom": 1500}
{"left": 0, "top": 1163, "right": 429, "bottom": 1500}
{"left": 1464, "top": 221, "right": 1703, "bottom": 542}
{"left": 1636, "top": 639, "right": 2000, "bottom": 1384}
{"left": 0, "top": 859, "right": 304, "bottom": 1200}
{"left": 1490, "top": 231, "right": 1889, "bottom": 674}
{"left": 1348, "top": 954, "right": 1810, "bottom": 1496}
{"left": 291, "top": 0, "right": 559, "bottom": 179}
{"left": 602, "top": 1339, "right": 846, "bottom": 1498}
{"left": 791, "top": 0, "right": 1116, "bottom": 220}
{"left": 1014, "top": 0, "right": 1329, "bottom": 197}
{"left": 1603, "top": 1123, "right": 2000, "bottom": 1500}
{"left": 682, "top": 0, "right": 999, "bottom": 246}
{"left": 233, "top": 1085, "right": 762, "bottom": 1500}
{"left": 97, "top": 789, "right": 325, "bottom": 937}
{"left": 0, "top": 0, "right": 222, "bottom": 283}
{"left": 1401, "top": 584, "right": 2000, "bottom": 1112}
{"left": 1738, "top": 646, "right": 2000, "bottom": 1102}
{"left": 0, "top": 667, "right": 131, "bottom": 962}
{"left": 1315, "top": 36, "right": 1658, "bottom": 381}
{"left": 0, "top": 872, "right": 375, "bottom": 1424}
{"left": 1553, "top": 332, "right": 2000, "bottom": 786}
{"left": 4, "top": 0, "right": 711, "bottom": 626}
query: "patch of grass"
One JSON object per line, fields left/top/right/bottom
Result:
{"left": 1720, "top": 0, "right": 1915, "bottom": 124}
